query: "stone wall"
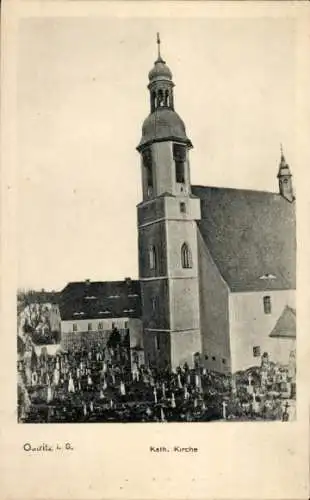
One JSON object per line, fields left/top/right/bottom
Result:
{"left": 197, "top": 229, "right": 232, "bottom": 373}
{"left": 60, "top": 330, "right": 111, "bottom": 351}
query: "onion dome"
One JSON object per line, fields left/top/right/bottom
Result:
{"left": 148, "top": 56, "right": 173, "bottom": 82}
{"left": 137, "top": 108, "right": 192, "bottom": 151}
{"left": 148, "top": 33, "right": 173, "bottom": 82}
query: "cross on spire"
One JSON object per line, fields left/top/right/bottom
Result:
{"left": 155, "top": 32, "right": 165, "bottom": 63}
{"left": 157, "top": 32, "right": 161, "bottom": 59}
{"left": 280, "top": 143, "right": 288, "bottom": 167}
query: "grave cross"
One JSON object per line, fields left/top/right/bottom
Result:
{"left": 222, "top": 401, "right": 227, "bottom": 419}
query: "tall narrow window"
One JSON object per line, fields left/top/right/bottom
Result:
{"left": 157, "top": 89, "right": 164, "bottom": 107}
{"left": 151, "top": 91, "right": 156, "bottom": 112}
{"left": 151, "top": 296, "right": 159, "bottom": 313}
{"left": 164, "top": 90, "right": 169, "bottom": 107}
{"left": 72, "top": 323, "right": 78, "bottom": 332}
{"left": 149, "top": 245, "right": 157, "bottom": 271}
{"left": 98, "top": 322, "right": 103, "bottom": 330}
{"left": 263, "top": 296, "right": 271, "bottom": 314}
{"left": 142, "top": 148, "right": 153, "bottom": 196}
{"left": 88, "top": 323, "right": 92, "bottom": 331}
{"left": 155, "top": 334, "right": 160, "bottom": 351}
{"left": 180, "top": 202, "right": 186, "bottom": 213}
{"left": 176, "top": 161, "right": 185, "bottom": 183}
{"left": 173, "top": 144, "right": 186, "bottom": 183}
{"left": 181, "top": 243, "right": 192, "bottom": 269}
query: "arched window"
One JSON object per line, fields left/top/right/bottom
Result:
{"left": 151, "top": 91, "right": 156, "bottom": 112}
{"left": 149, "top": 245, "right": 157, "bottom": 271}
{"left": 164, "top": 89, "right": 169, "bottom": 107}
{"left": 181, "top": 243, "right": 192, "bottom": 268}
{"left": 157, "top": 89, "right": 164, "bottom": 107}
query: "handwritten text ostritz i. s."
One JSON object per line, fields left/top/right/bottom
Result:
{"left": 23, "top": 442, "right": 74, "bottom": 452}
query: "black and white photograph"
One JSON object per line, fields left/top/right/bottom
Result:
{"left": 16, "top": 16, "right": 297, "bottom": 424}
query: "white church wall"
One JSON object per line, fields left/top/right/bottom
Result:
{"left": 269, "top": 337, "right": 296, "bottom": 365}
{"left": 229, "top": 289, "right": 295, "bottom": 372}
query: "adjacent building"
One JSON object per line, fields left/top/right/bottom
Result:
{"left": 59, "top": 278, "right": 144, "bottom": 364}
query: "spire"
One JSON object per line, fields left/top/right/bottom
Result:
{"left": 280, "top": 143, "right": 286, "bottom": 166}
{"left": 148, "top": 33, "right": 172, "bottom": 82}
{"left": 156, "top": 32, "right": 162, "bottom": 61}
{"left": 156, "top": 32, "right": 166, "bottom": 63}
{"left": 277, "top": 144, "right": 294, "bottom": 202}
{"left": 278, "top": 144, "right": 291, "bottom": 172}
{"left": 147, "top": 34, "right": 174, "bottom": 112}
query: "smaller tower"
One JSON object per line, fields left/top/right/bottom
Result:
{"left": 277, "top": 145, "right": 295, "bottom": 202}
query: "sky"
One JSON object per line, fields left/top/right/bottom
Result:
{"left": 17, "top": 16, "right": 296, "bottom": 291}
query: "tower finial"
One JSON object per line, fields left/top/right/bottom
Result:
{"left": 280, "top": 142, "right": 284, "bottom": 159}
{"left": 156, "top": 32, "right": 162, "bottom": 60}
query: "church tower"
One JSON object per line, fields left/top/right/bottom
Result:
{"left": 137, "top": 35, "right": 202, "bottom": 370}
{"left": 277, "top": 145, "right": 295, "bottom": 202}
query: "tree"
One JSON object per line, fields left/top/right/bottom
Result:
{"left": 107, "top": 328, "right": 121, "bottom": 349}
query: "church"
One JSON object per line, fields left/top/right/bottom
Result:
{"left": 136, "top": 36, "right": 296, "bottom": 374}
{"left": 59, "top": 37, "right": 296, "bottom": 375}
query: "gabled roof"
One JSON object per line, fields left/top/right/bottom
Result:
{"left": 269, "top": 305, "right": 296, "bottom": 338}
{"left": 192, "top": 185, "right": 296, "bottom": 292}
{"left": 59, "top": 279, "right": 141, "bottom": 321}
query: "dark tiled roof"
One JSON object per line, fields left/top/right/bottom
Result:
{"left": 59, "top": 280, "right": 141, "bottom": 321}
{"left": 192, "top": 185, "right": 296, "bottom": 292}
{"left": 269, "top": 306, "right": 296, "bottom": 338}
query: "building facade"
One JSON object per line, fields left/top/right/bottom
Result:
{"left": 136, "top": 38, "right": 296, "bottom": 372}
{"left": 59, "top": 279, "right": 144, "bottom": 365}
{"left": 58, "top": 39, "right": 296, "bottom": 375}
